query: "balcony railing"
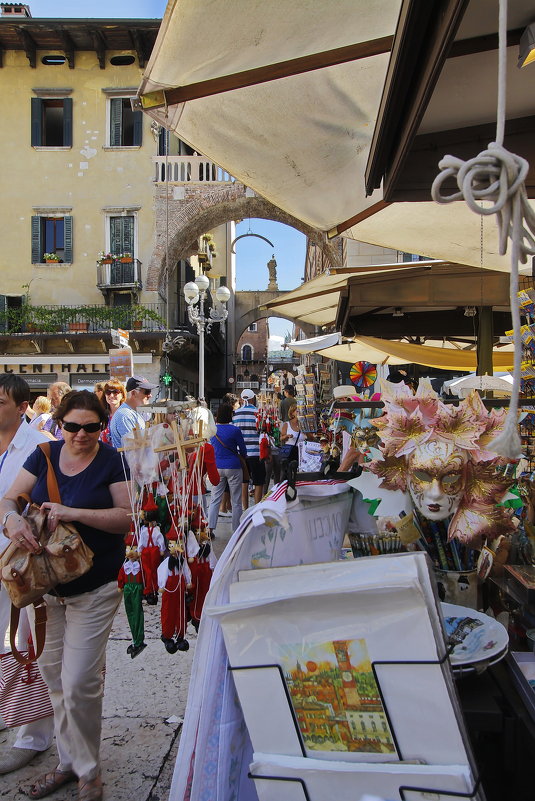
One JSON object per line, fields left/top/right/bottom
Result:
{"left": 97, "top": 258, "right": 142, "bottom": 290}
{"left": 153, "top": 155, "right": 234, "bottom": 184}
{"left": 0, "top": 303, "right": 167, "bottom": 335}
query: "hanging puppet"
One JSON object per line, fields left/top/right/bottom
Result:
{"left": 157, "top": 525, "right": 192, "bottom": 654}
{"left": 117, "top": 537, "right": 147, "bottom": 659}
{"left": 186, "top": 528, "right": 217, "bottom": 632}
{"left": 139, "top": 493, "right": 166, "bottom": 605}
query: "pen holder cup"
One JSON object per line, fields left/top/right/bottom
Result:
{"left": 434, "top": 568, "right": 478, "bottom": 609}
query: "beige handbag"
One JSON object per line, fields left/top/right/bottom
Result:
{"left": 0, "top": 443, "right": 94, "bottom": 661}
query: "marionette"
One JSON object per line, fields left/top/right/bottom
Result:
{"left": 139, "top": 504, "right": 166, "bottom": 605}
{"left": 157, "top": 528, "right": 192, "bottom": 654}
{"left": 186, "top": 528, "right": 217, "bottom": 632}
{"left": 117, "top": 538, "right": 147, "bottom": 659}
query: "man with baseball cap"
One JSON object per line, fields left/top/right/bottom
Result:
{"left": 109, "top": 376, "right": 158, "bottom": 449}
{"left": 233, "top": 389, "right": 265, "bottom": 509}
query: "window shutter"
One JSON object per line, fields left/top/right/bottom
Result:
{"left": 110, "top": 217, "right": 122, "bottom": 254}
{"left": 31, "top": 98, "right": 42, "bottom": 146}
{"left": 0, "top": 295, "right": 6, "bottom": 333}
{"left": 31, "top": 216, "right": 42, "bottom": 263}
{"left": 132, "top": 110, "right": 143, "bottom": 146}
{"left": 123, "top": 216, "right": 134, "bottom": 256}
{"left": 63, "top": 98, "right": 73, "bottom": 147}
{"left": 63, "top": 216, "right": 73, "bottom": 263}
{"left": 110, "top": 99, "right": 122, "bottom": 146}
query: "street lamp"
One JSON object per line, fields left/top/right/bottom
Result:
{"left": 183, "top": 275, "right": 231, "bottom": 400}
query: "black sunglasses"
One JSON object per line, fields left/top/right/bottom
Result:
{"left": 61, "top": 421, "right": 102, "bottom": 433}
{"left": 105, "top": 388, "right": 121, "bottom": 395}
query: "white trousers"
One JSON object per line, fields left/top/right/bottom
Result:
{"left": 29, "top": 581, "right": 121, "bottom": 781}
{"left": 0, "top": 584, "right": 54, "bottom": 750}
{"left": 207, "top": 468, "right": 243, "bottom": 532}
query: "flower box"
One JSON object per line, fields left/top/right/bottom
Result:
{"left": 68, "top": 322, "right": 89, "bottom": 332}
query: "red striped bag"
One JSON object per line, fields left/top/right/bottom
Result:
{"left": 0, "top": 647, "right": 53, "bottom": 728}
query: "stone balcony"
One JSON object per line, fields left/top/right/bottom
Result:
{"left": 153, "top": 155, "right": 234, "bottom": 184}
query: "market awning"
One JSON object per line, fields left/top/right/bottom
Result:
{"left": 137, "top": 0, "right": 535, "bottom": 272}
{"left": 295, "top": 336, "right": 515, "bottom": 372}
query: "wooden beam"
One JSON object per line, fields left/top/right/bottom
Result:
{"left": 365, "top": 0, "right": 469, "bottom": 197}
{"left": 329, "top": 200, "right": 391, "bottom": 238}
{"left": 90, "top": 29, "right": 106, "bottom": 69}
{"left": 17, "top": 26, "right": 36, "bottom": 68}
{"left": 385, "top": 115, "right": 535, "bottom": 201}
{"left": 129, "top": 29, "right": 147, "bottom": 69}
{"left": 59, "top": 30, "right": 75, "bottom": 69}
{"left": 139, "top": 36, "right": 394, "bottom": 110}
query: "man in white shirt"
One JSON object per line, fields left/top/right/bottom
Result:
{"left": 109, "top": 376, "right": 158, "bottom": 449}
{"left": 0, "top": 375, "right": 54, "bottom": 774}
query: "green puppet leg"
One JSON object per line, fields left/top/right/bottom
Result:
{"left": 123, "top": 581, "right": 146, "bottom": 658}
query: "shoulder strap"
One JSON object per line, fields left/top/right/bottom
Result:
{"left": 38, "top": 442, "right": 62, "bottom": 504}
{"left": 9, "top": 601, "right": 47, "bottom": 665}
{"left": 215, "top": 433, "right": 237, "bottom": 455}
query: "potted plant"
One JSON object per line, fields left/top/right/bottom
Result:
{"left": 43, "top": 252, "right": 60, "bottom": 263}
{"left": 119, "top": 252, "right": 133, "bottom": 263}
{"left": 97, "top": 251, "right": 114, "bottom": 264}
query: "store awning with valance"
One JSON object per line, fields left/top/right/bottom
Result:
{"left": 288, "top": 333, "right": 514, "bottom": 372}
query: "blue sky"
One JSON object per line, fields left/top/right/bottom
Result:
{"left": 28, "top": 1, "right": 166, "bottom": 17}
{"left": 31, "top": 0, "right": 307, "bottom": 342}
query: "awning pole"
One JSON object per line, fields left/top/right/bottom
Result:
{"left": 476, "top": 307, "right": 494, "bottom": 376}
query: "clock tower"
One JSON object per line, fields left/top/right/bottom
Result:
{"left": 333, "top": 640, "right": 361, "bottom": 707}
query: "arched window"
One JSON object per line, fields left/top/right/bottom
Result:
{"left": 241, "top": 344, "right": 253, "bottom": 361}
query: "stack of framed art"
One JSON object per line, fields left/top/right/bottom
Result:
{"left": 207, "top": 553, "right": 483, "bottom": 801}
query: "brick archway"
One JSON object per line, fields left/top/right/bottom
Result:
{"left": 147, "top": 182, "right": 341, "bottom": 291}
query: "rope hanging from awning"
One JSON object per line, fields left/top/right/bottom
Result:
{"left": 431, "top": 0, "right": 535, "bottom": 459}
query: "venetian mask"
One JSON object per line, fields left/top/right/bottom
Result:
{"left": 407, "top": 441, "right": 467, "bottom": 521}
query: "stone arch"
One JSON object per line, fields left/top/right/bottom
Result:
{"left": 148, "top": 182, "right": 342, "bottom": 291}
{"left": 234, "top": 304, "right": 315, "bottom": 343}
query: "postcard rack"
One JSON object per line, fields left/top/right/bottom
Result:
{"left": 229, "top": 655, "right": 481, "bottom": 800}
{"left": 247, "top": 773, "right": 482, "bottom": 801}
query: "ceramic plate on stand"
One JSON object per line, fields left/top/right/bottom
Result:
{"left": 441, "top": 602, "right": 509, "bottom": 674}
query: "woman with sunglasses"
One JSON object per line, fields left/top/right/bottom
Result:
{"left": 0, "top": 390, "right": 131, "bottom": 801}
{"left": 98, "top": 380, "right": 126, "bottom": 445}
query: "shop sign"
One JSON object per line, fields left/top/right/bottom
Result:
{"left": 1, "top": 364, "right": 106, "bottom": 374}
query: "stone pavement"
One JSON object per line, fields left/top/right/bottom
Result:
{"left": 0, "top": 511, "right": 235, "bottom": 801}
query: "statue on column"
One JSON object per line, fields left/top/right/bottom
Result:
{"left": 267, "top": 255, "right": 278, "bottom": 291}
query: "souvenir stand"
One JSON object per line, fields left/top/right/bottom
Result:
{"left": 167, "top": 374, "right": 535, "bottom": 801}
{"left": 116, "top": 400, "right": 219, "bottom": 658}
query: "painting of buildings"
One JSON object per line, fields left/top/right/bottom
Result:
{"left": 280, "top": 638, "right": 395, "bottom": 755}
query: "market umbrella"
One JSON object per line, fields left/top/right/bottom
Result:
{"left": 445, "top": 374, "right": 513, "bottom": 398}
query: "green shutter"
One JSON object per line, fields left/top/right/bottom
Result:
{"left": 31, "top": 216, "right": 42, "bottom": 263}
{"left": 132, "top": 110, "right": 143, "bottom": 146}
{"left": 63, "top": 98, "right": 73, "bottom": 147}
{"left": 31, "top": 98, "right": 42, "bottom": 146}
{"left": 110, "top": 217, "right": 122, "bottom": 255}
{"left": 122, "top": 216, "right": 134, "bottom": 256}
{"left": 64, "top": 216, "right": 73, "bottom": 263}
{"left": 0, "top": 295, "right": 7, "bottom": 332}
{"left": 110, "top": 99, "right": 122, "bottom": 146}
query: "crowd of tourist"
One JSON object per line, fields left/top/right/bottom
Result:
{"left": 0, "top": 375, "right": 298, "bottom": 799}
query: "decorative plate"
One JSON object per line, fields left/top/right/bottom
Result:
{"left": 441, "top": 602, "right": 509, "bottom": 671}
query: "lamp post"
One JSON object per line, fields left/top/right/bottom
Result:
{"left": 183, "top": 274, "right": 231, "bottom": 400}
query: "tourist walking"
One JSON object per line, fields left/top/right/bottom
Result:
{"left": 233, "top": 389, "right": 265, "bottom": 508}
{"left": 207, "top": 403, "right": 247, "bottom": 535}
{"left": 109, "top": 376, "right": 157, "bottom": 449}
{"left": 0, "top": 390, "right": 131, "bottom": 801}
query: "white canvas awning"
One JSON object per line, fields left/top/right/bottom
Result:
{"left": 138, "top": 0, "right": 535, "bottom": 272}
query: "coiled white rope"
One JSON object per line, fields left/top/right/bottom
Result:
{"left": 431, "top": 0, "right": 535, "bottom": 459}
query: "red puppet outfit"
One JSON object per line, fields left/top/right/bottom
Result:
{"left": 187, "top": 530, "right": 217, "bottom": 631}
{"left": 186, "top": 442, "right": 220, "bottom": 508}
{"left": 158, "top": 544, "right": 192, "bottom": 653}
{"left": 139, "top": 523, "right": 166, "bottom": 604}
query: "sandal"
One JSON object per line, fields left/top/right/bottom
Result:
{"left": 25, "top": 768, "right": 76, "bottom": 799}
{"left": 78, "top": 774, "right": 103, "bottom": 801}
